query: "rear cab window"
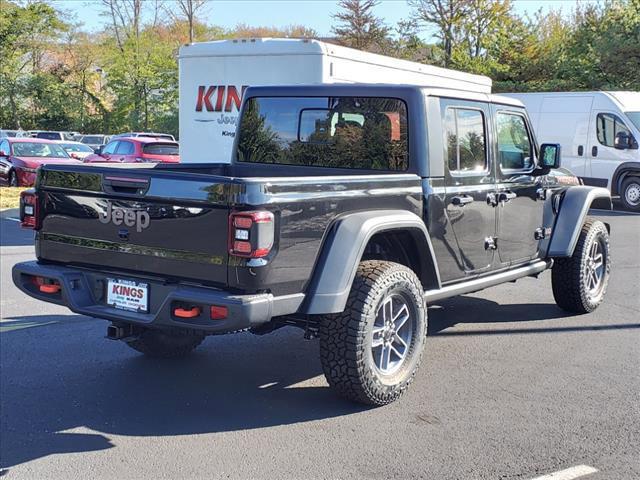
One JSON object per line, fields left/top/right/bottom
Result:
{"left": 236, "top": 96, "right": 409, "bottom": 171}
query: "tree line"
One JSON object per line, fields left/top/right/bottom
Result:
{"left": 1, "top": 0, "right": 638, "bottom": 137}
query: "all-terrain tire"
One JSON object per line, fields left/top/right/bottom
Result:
{"left": 126, "top": 329, "right": 205, "bottom": 358}
{"left": 620, "top": 176, "right": 640, "bottom": 212}
{"left": 551, "top": 218, "right": 610, "bottom": 314}
{"left": 319, "top": 260, "right": 427, "bottom": 406}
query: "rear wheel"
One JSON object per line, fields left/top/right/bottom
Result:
{"left": 8, "top": 170, "right": 18, "bottom": 187}
{"left": 319, "top": 260, "right": 427, "bottom": 406}
{"left": 125, "top": 329, "right": 205, "bottom": 358}
{"left": 620, "top": 176, "right": 640, "bottom": 212}
{"left": 551, "top": 219, "right": 610, "bottom": 313}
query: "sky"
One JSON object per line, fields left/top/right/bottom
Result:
{"left": 52, "top": 0, "right": 602, "bottom": 38}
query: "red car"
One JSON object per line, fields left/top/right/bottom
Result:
{"left": 83, "top": 137, "right": 180, "bottom": 164}
{"left": 0, "top": 138, "right": 81, "bottom": 187}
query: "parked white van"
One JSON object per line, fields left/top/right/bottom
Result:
{"left": 178, "top": 38, "right": 492, "bottom": 164}
{"left": 505, "top": 91, "right": 640, "bottom": 210}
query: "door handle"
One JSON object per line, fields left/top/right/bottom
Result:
{"left": 578, "top": 145, "right": 584, "bottom": 156}
{"left": 451, "top": 195, "right": 474, "bottom": 206}
{"left": 498, "top": 191, "right": 517, "bottom": 203}
{"left": 592, "top": 146, "right": 598, "bottom": 157}
{"left": 486, "top": 192, "right": 498, "bottom": 207}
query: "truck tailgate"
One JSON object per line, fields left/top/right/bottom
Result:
{"left": 36, "top": 165, "right": 233, "bottom": 286}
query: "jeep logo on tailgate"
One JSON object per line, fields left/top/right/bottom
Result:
{"left": 98, "top": 201, "right": 150, "bottom": 233}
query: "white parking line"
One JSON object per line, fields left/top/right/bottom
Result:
{"left": 529, "top": 465, "right": 598, "bottom": 480}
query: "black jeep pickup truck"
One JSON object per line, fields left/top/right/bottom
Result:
{"left": 13, "top": 85, "right": 612, "bottom": 406}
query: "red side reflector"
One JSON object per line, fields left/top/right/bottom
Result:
{"left": 210, "top": 305, "right": 228, "bottom": 320}
{"left": 39, "top": 284, "right": 61, "bottom": 294}
{"left": 233, "top": 240, "right": 252, "bottom": 254}
{"left": 20, "top": 190, "right": 39, "bottom": 229}
{"left": 174, "top": 307, "right": 201, "bottom": 318}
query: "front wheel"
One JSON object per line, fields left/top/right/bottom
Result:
{"left": 551, "top": 218, "right": 611, "bottom": 313}
{"left": 319, "top": 260, "right": 427, "bottom": 406}
{"left": 620, "top": 177, "right": 640, "bottom": 212}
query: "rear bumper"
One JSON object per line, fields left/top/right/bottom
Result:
{"left": 12, "top": 261, "right": 304, "bottom": 334}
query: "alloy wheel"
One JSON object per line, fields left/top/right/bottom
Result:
{"left": 371, "top": 293, "right": 414, "bottom": 375}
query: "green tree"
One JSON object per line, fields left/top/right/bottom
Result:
{"left": 408, "top": 0, "right": 470, "bottom": 67}
{"left": 0, "top": 0, "right": 67, "bottom": 128}
{"left": 331, "top": 0, "right": 389, "bottom": 50}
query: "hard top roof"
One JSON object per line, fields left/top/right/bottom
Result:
{"left": 243, "top": 84, "right": 523, "bottom": 107}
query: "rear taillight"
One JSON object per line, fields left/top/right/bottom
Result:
{"left": 229, "top": 211, "right": 274, "bottom": 258}
{"left": 20, "top": 189, "right": 40, "bottom": 229}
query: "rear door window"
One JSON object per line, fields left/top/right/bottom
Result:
{"left": 444, "top": 107, "right": 487, "bottom": 174}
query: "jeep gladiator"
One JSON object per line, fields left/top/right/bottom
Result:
{"left": 13, "top": 85, "right": 612, "bottom": 405}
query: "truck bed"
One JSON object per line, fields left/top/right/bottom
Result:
{"left": 34, "top": 163, "right": 423, "bottom": 295}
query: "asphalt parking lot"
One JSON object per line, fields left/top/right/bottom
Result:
{"left": 0, "top": 207, "right": 638, "bottom": 480}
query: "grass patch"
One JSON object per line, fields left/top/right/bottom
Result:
{"left": 0, "top": 187, "right": 27, "bottom": 210}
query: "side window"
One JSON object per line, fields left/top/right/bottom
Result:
{"left": 444, "top": 107, "right": 487, "bottom": 173}
{"left": 0, "top": 140, "right": 8, "bottom": 154}
{"left": 103, "top": 141, "right": 119, "bottom": 154}
{"left": 497, "top": 113, "right": 533, "bottom": 171}
{"left": 596, "top": 113, "right": 630, "bottom": 147}
{"left": 115, "top": 141, "right": 134, "bottom": 155}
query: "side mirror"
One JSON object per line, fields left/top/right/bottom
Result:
{"left": 0, "top": 150, "right": 7, "bottom": 157}
{"left": 614, "top": 131, "right": 635, "bottom": 150}
{"left": 539, "top": 143, "right": 561, "bottom": 169}
{"left": 94, "top": 145, "right": 103, "bottom": 155}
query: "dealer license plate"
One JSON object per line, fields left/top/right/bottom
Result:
{"left": 106, "top": 278, "right": 149, "bottom": 313}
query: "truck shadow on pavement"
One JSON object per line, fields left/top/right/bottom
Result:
{"left": 427, "top": 296, "right": 640, "bottom": 336}
{"left": 427, "top": 296, "right": 568, "bottom": 335}
{"left": 0, "top": 317, "right": 366, "bottom": 471}
{"left": 2, "top": 300, "right": 638, "bottom": 472}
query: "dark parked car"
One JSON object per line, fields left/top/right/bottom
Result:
{"left": 0, "top": 138, "right": 81, "bottom": 186}
{"left": 13, "top": 85, "right": 612, "bottom": 406}
{"left": 83, "top": 137, "right": 180, "bottom": 163}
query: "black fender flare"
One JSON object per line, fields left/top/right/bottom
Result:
{"left": 547, "top": 186, "right": 611, "bottom": 258}
{"left": 611, "top": 162, "right": 640, "bottom": 196}
{"left": 302, "top": 210, "right": 440, "bottom": 314}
